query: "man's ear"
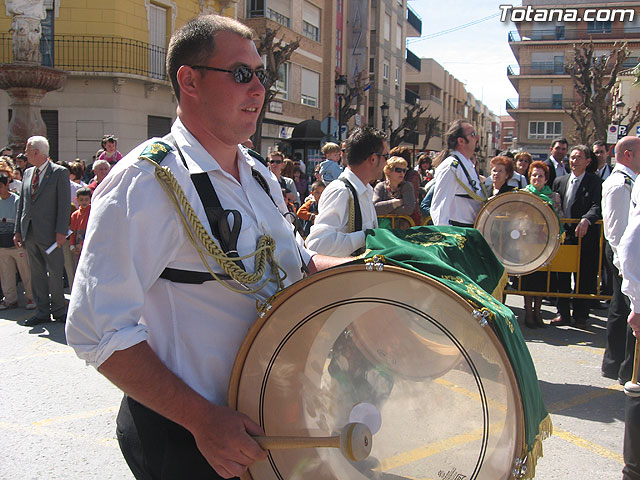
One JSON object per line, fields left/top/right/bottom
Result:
{"left": 176, "top": 65, "right": 199, "bottom": 100}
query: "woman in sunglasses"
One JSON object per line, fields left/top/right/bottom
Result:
{"left": 373, "top": 156, "right": 416, "bottom": 228}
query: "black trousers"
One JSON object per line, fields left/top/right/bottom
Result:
{"left": 624, "top": 394, "right": 640, "bottom": 480}
{"left": 116, "top": 395, "right": 237, "bottom": 480}
{"left": 601, "top": 244, "right": 635, "bottom": 382}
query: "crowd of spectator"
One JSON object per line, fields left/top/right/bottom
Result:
{"left": 0, "top": 134, "right": 118, "bottom": 325}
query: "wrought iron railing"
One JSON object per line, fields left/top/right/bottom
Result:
{"left": 507, "top": 97, "right": 573, "bottom": 110}
{"left": 509, "top": 26, "right": 640, "bottom": 42}
{"left": 0, "top": 34, "right": 168, "bottom": 80}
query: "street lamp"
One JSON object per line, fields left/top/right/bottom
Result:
{"left": 413, "top": 96, "right": 421, "bottom": 164}
{"left": 380, "top": 102, "right": 390, "bottom": 134}
{"left": 335, "top": 75, "right": 348, "bottom": 142}
{"left": 616, "top": 99, "right": 626, "bottom": 141}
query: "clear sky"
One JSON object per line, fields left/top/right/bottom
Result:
{"left": 407, "top": 1, "right": 519, "bottom": 117}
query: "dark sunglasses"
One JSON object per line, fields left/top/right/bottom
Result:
{"left": 393, "top": 167, "right": 407, "bottom": 173}
{"left": 189, "top": 64, "right": 268, "bottom": 86}
{"left": 468, "top": 131, "right": 478, "bottom": 138}
{"left": 373, "top": 152, "right": 389, "bottom": 161}
{"left": 269, "top": 159, "right": 283, "bottom": 164}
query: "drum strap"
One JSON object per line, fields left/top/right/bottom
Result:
{"left": 451, "top": 154, "right": 487, "bottom": 203}
{"left": 339, "top": 178, "right": 362, "bottom": 233}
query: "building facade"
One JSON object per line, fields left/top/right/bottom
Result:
{"left": 0, "top": 0, "right": 238, "bottom": 162}
{"left": 506, "top": 0, "right": 640, "bottom": 159}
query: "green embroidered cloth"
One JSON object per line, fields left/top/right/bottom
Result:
{"left": 360, "top": 226, "right": 551, "bottom": 477}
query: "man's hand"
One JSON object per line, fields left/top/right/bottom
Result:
{"left": 189, "top": 404, "right": 267, "bottom": 478}
{"left": 55, "top": 232, "right": 67, "bottom": 248}
{"left": 575, "top": 218, "right": 590, "bottom": 238}
{"left": 13, "top": 232, "right": 22, "bottom": 248}
{"left": 628, "top": 312, "right": 640, "bottom": 338}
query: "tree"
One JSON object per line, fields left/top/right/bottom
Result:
{"left": 565, "top": 41, "right": 640, "bottom": 144}
{"left": 421, "top": 112, "right": 442, "bottom": 151}
{"left": 252, "top": 27, "right": 301, "bottom": 153}
{"left": 388, "top": 102, "right": 428, "bottom": 148}
{"left": 337, "top": 70, "right": 368, "bottom": 131}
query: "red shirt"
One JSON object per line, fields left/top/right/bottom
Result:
{"left": 70, "top": 205, "right": 91, "bottom": 247}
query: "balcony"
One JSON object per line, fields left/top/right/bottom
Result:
{"left": 508, "top": 63, "right": 567, "bottom": 76}
{"left": 509, "top": 26, "right": 640, "bottom": 43}
{"left": 406, "top": 48, "right": 421, "bottom": 72}
{"left": 406, "top": 5, "right": 422, "bottom": 37}
{"left": 405, "top": 88, "right": 420, "bottom": 105}
{"left": 0, "top": 34, "right": 168, "bottom": 80}
{"left": 506, "top": 97, "right": 574, "bottom": 110}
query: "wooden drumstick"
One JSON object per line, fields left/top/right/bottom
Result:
{"left": 253, "top": 422, "right": 372, "bottom": 462}
{"left": 624, "top": 339, "right": 640, "bottom": 398}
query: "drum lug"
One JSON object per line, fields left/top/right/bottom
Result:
{"left": 472, "top": 309, "right": 490, "bottom": 327}
{"left": 257, "top": 301, "right": 273, "bottom": 318}
{"left": 364, "top": 255, "right": 385, "bottom": 272}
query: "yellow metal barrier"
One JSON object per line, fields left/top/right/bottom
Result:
{"left": 509, "top": 218, "right": 611, "bottom": 300}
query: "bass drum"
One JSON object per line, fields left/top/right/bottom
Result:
{"left": 474, "top": 191, "right": 561, "bottom": 275}
{"left": 229, "top": 265, "right": 525, "bottom": 480}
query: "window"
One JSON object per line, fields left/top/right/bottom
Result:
{"left": 395, "top": 66, "right": 400, "bottom": 89}
{"left": 267, "top": 0, "right": 291, "bottom": 27}
{"left": 148, "top": 115, "right": 172, "bottom": 138}
{"left": 587, "top": 21, "right": 612, "bottom": 34}
{"left": 301, "top": 68, "right": 319, "bottom": 107}
{"left": 384, "top": 13, "right": 391, "bottom": 41}
{"left": 383, "top": 62, "right": 389, "bottom": 84}
{"left": 275, "top": 63, "right": 289, "bottom": 100}
{"left": 528, "top": 121, "right": 562, "bottom": 140}
{"left": 396, "top": 23, "right": 402, "bottom": 50}
{"left": 248, "top": 0, "right": 265, "bottom": 17}
{"left": 302, "top": 2, "right": 320, "bottom": 42}
{"left": 148, "top": 3, "right": 167, "bottom": 79}
{"left": 369, "top": 57, "right": 375, "bottom": 74}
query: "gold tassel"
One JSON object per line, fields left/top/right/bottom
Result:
{"left": 491, "top": 267, "right": 509, "bottom": 300}
{"left": 522, "top": 414, "right": 554, "bottom": 479}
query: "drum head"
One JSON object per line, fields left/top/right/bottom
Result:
{"left": 229, "top": 265, "right": 524, "bottom": 480}
{"left": 474, "top": 191, "right": 561, "bottom": 275}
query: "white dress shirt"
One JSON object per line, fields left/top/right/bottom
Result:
{"left": 620, "top": 181, "right": 640, "bottom": 313}
{"left": 306, "top": 167, "right": 377, "bottom": 257}
{"left": 549, "top": 155, "right": 567, "bottom": 178}
{"left": 602, "top": 164, "right": 636, "bottom": 270}
{"left": 66, "top": 118, "right": 313, "bottom": 406}
{"left": 431, "top": 150, "right": 483, "bottom": 226}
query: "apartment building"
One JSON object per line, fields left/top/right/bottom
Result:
{"left": 506, "top": 0, "right": 640, "bottom": 159}
{"left": 500, "top": 115, "right": 517, "bottom": 151}
{"left": 367, "top": 0, "right": 421, "bottom": 137}
{"left": 406, "top": 57, "right": 499, "bottom": 172}
{"left": 0, "top": 0, "right": 235, "bottom": 162}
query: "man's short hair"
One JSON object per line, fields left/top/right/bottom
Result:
{"left": 550, "top": 137, "right": 568, "bottom": 149}
{"left": 592, "top": 140, "right": 607, "bottom": 149}
{"left": 76, "top": 187, "right": 93, "bottom": 198}
{"left": 166, "top": 14, "right": 255, "bottom": 102}
{"left": 344, "top": 126, "right": 387, "bottom": 167}
{"left": 92, "top": 159, "right": 110, "bottom": 170}
{"left": 27, "top": 136, "right": 50, "bottom": 157}
{"left": 445, "top": 119, "right": 472, "bottom": 151}
{"left": 310, "top": 181, "right": 325, "bottom": 192}
{"left": 321, "top": 142, "right": 341, "bottom": 155}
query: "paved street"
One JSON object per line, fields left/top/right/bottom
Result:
{"left": 0, "top": 292, "right": 628, "bottom": 479}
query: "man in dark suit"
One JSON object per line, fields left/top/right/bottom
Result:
{"left": 551, "top": 144, "right": 602, "bottom": 326}
{"left": 544, "top": 137, "right": 569, "bottom": 186}
{"left": 14, "top": 136, "right": 71, "bottom": 326}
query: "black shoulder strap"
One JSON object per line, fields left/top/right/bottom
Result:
{"left": 164, "top": 133, "right": 245, "bottom": 271}
{"left": 451, "top": 154, "right": 478, "bottom": 192}
{"left": 339, "top": 178, "right": 362, "bottom": 232}
{"left": 247, "top": 148, "right": 268, "bottom": 168}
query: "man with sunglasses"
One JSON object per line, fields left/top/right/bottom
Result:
{"left": 431, "top": 119, "right": 484, "bottom": 227}
{"left": 306, "top": 126, "right": 388, "bottom": 257}
{"left": 66, "top": 15, "right": 349, "bottom": 480}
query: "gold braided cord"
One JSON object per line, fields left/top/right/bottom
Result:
{"left": 141, "top": 156, "right": 286, "bottom": 295}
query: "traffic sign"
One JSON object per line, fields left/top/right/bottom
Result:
{"left": 636, "top": 126, "right": 640, "bottom": 137}
{"left": 320, "top": 116, "right": 338, "bottom": 137}
{"left": 618, "top": 124, "right": 628, "bottom": 139}
{"left": 607, "top": 124, "right": 619, "bottom": 144}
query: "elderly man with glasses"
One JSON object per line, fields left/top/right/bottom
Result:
{"left": 306, "top": 126, "right": 388, "bottom": 257}
{"left": 431, "top": 119, "right": 483, "bottom": 227}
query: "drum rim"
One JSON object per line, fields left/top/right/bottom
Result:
{"left": 228, "top": 264, "right": 526, "bottom": 480}
{"left": 474, "top": 190, "right": 561, "bottom": 275}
